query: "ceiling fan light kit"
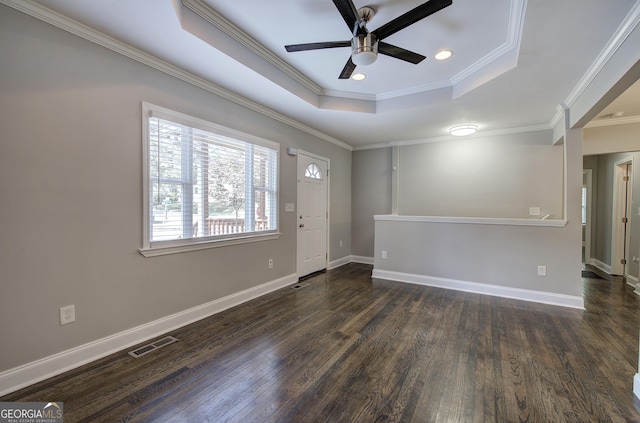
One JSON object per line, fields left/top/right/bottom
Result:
{"left": 351, "top": 33, "right": 378, "bottom": 66}
{"left": 284, "top": 0, "right": 453, "bottom": 79}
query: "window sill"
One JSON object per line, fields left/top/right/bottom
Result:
{"left": 139, "top": 232, "right": 281, "bottom": 257}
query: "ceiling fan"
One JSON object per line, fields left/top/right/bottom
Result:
{"left": 285, "top": 0, "right": 453, "bottom": 79}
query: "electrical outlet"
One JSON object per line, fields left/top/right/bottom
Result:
{"left": 60, "top": 305, "right": 76, "bottom": 325}
{"left": 529, "top": 207, "right": 541, "bottom": 216}
{"left": 268, "top": 258, "right": 273, "bottom": 269}
{"left": 381, "top": 251, "right": 388, "bottom": 259}
{"left": 537, "top": 265, "right": 547, "bottom": 277}
{"left": 339, "top": 240, "right": 343, "bottom": 248}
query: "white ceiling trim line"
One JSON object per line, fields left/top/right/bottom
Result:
{"left": 182, "top": 0, "right": 526, "bottom": 104}
{"left": 353, "top": 123, "right": 552, "bottom": 151}
{"left": 448, "top": 0, "right": 526, "bottom": 97}
{"left": 181, "top": 0, "right": 323, "bottom": 96}
{"left": 379, "top": 0, "right": 526, "bottom": 102}
{"left": 549, "top": 1, "right": 640, "bottom": 129}
{"left": 0, "top": 0, "right": 352, "bottom": 151}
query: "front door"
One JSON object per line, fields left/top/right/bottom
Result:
{"left": 296, "top": 152, "right": 328, "bottom": 278}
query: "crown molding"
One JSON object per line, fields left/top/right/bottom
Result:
{"left": 550, "top": 1, "right": 640, "bottom": 130}
{"left": 353, "top": 123, "right": 552, "bottom": 151}
{"left": 180, "top": 0, "right": 526, "bottom": 105}
{"left": 181, "top": 0, "right": 322, "bottom": 96}
{"left": 450, "top": 0, "right": 526, "bottom": 87}
{"left": 562, "top": 1, "right": 640, "bottom": 111}
{"left": 0, "top": 0, "right": 352, "bottom": 151}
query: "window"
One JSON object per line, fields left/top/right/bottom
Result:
{"left": 304, "top": 163, "right": 323, "bottom": 180}
{"left": 141, "top": 103, "right": 279, "bottom": 256}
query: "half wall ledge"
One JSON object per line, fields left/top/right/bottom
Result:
{"left": 374, "top": 214, "right": 567, "bottom": 227}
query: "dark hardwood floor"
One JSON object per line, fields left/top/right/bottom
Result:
{"left": 4, "top": 263, "right": 640, "bottom": 422}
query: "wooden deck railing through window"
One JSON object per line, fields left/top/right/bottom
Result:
{"left": 206, "top": 218, "right": 268, "bottom": 235}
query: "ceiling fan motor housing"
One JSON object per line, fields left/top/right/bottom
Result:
{"left": 351, "top": 33, "right": 378, "bottom": 66}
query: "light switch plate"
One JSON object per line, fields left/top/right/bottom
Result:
{"left": 284, "top": 203, "right": 295, "bottom": 212}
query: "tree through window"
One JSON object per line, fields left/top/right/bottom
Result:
{"left": 142, "top": 104, "right": 279, "bottom": 252}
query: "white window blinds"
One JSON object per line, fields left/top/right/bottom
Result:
{"left": 143, "top": 104, "right": 279, "bottom": 250}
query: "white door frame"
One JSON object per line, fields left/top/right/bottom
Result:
{"left": 611, "top": 158, "right": 633, "bottom": 276}
{"left": 296, "top": 150, "right": 330, "bottom": 277}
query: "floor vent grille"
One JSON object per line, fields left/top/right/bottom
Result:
{"left": 291, "top": 282, "right": 310, "bottom": 290}
{"left": 128, "top": 336, "right": 178, "bottom": 358}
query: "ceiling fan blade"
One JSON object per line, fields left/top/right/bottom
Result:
{"left": 339, "top": 57, "right": 356, "bottom": 79}
{"left": 332, "top": 0, "right": 363, "bottom": 33}
{"left": 372, "top": 0, "right": 452, "bottom": 40}
{"left": 285, "top": 41, "right": 351, "bottom": 52}
{"left": 379, "top": 42, "right": 426, "bottom": 64}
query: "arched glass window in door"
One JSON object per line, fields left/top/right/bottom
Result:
{"left": 304, "top": 163, "right": 323, "bottom": 180}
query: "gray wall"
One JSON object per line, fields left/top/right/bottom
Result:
{"left": 585, "top": 151, "right": 640, "bottom": 279}
{"left": 0, "top": 6, "right": 351, "bottom": 372}
{"left": 369, "top": 128, "right": 583, "bottom": 299}
{"left": 351, "top": 148, "right": 392, "bottom": 258}
{"left": 397, "top": 131, "right": 563, "bottom": 218}
{"left": 352, "top": 131, "right": 564, "bottom": 260}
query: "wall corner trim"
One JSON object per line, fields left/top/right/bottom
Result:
{"left": 0, "top": 273, "right": 298, "bottom": 397}
{"left": 372, "top": 269, "right": 585, "bottom": 310}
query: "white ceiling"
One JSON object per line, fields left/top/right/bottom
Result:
{"left": 13, "top": 0, "right": 640, "bottom": 148}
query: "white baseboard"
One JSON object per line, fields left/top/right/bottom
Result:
{"left": 350, "top": 255, "right": 374, "bottom": 265}
{"left": 372, "top": 269, "right": 585, "bottom": 310}
{"left": 328, "top": 255, "right": 351, "bottom": 270}
{"left": 0, "top": 273, "right": 298, "bottom": 397}
{"left": 634, "top": 374, "right": 640, "bottom": 399}
{"left": 592, "top": 259, "right": 612, "bottom": 275}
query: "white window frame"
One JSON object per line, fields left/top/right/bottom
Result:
{"left": 139, "top": 103, "right": 280, "bottom": 257}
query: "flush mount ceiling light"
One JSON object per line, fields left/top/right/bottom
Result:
{"left": 449, "top": 124, "right": 477, "bottom": 136}
{"left": 435, "top": 50, "right": 453, "bottom": 60}
{"left": 351, "top": 72, "right": 366, "bottom": 81}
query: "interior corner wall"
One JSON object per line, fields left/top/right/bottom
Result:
{"left": 0, "top": 5, "right": 351, "bottom": 376}
{"left": 351, "top": 148, "right": 393, "bottom": 258}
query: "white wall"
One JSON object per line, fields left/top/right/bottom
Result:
{"left": 0, "top": 5, "right": 351, "bottom": 386}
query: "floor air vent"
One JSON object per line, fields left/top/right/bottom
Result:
{"left": 291, "top": 282, "right": 310, "bottom": 290}
{"left": 128, "top": 336, "right": 178, "bottom": 358}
